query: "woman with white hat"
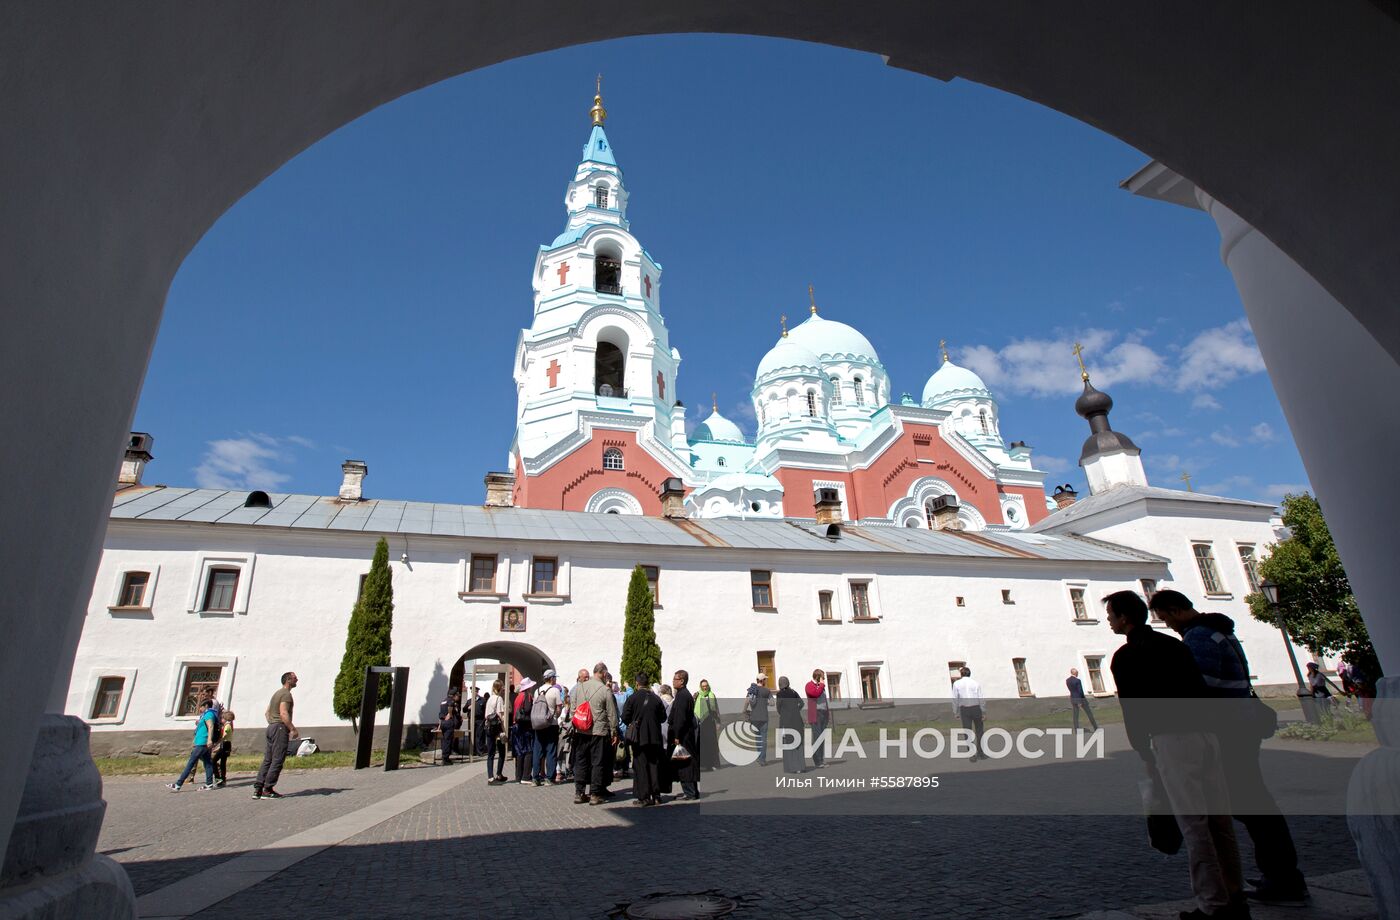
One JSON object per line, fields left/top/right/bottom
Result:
{"left": 510, "top": 677, "right": 536, "bottom": 783}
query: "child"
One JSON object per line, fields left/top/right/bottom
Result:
{"left": 212, "top": 710, "right": 235, "bottom": 787}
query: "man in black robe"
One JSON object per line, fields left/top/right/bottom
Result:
{"left": 621, "top": 675, "right": 665, "bottom": 806}
{"left": 667, "top": 669, "right": 701, "bottom": 801}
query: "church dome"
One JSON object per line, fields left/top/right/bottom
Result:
{"left": 1074, "top": 379, "right": 1114, "bottom": 418}
{"left": 755, "top": 338, "right": 822, "bottom": 381}
{"left": 787, "top": 314, "right": 879, "bottom": 363}
{"left": 922, "top": 360, "right": 991, "bottom": 406}
{"left": 693, "top": 408, "right": 745, "bottom": 443}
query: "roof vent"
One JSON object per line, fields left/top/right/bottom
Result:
{"left": 244, "top": 490, "right": 272, "bottom": 508}
{"left": 1052, "top": 483, "right": 1078, "bottom": 509}
{"left": 824, "top": 522, "right": 842, "bottom": 540}
{"left": 339, "top": 460, "right": 367, "bottom": 502}
{"left": 118, "top": 431, "right": 155, "bottom": 486}
{"left": 814, "top": 487, "right": 843, "bottom": 526}
{"left": 660, "top": 477, "right": 686, "bottom": 518}
{"left": 927, "top": 494, "right": 962, "bottom": 531}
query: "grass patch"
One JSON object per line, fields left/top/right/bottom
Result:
{"left": 96, "top": 748, "right": 423, "bottom": 776}
{"left": 1277, "top": 710, "right": 1377, "bottom": 744}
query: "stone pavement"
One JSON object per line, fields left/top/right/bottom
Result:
{"left": 97, "top": 735, "right": 1376, "bottom": 920}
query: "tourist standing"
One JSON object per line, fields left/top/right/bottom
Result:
{"left": 668, "top": 670, "right": 701, "bottom": 800}
{"left": 695, "top": 679, "right": 721, "bottom": 771}
{"left": 951, "top": 666, "right": 986, "bottom": 762}
{"left": 511, "top": 677, "right": 536, "bottom": 783}
{"left": 438, "top": 688, "right": 461, "bottom": 766}
{"left": 572, "top": 662, "right": 619, "bottom": 805}
{"left": 1066, "top": 667, "right": 1099, "bottom": 733}
{"left": 1105, "top": 590, "right": 1244, "bottom": 920}
{"left": 1306, "top": 663, "right": 1334, "bottom": 720}
{"left": 776, "top": 676, "right": 805, "bottom": 774}
{"left": 485, "top": 679, "right": 507, "bottom": 783}
{"left": 211, "top": 709, "right": 235, "bottom": 788}
{"left": 166, "top": 699, "right": 219, "bottom": 791}
{"left": 744, "top": 674, "right": 772, "bottom": 766}
{"left": 253, "top": 671, "right": 298, "bottom": 800}
{"left": 621, "top": 676, "right": 665, "bottom": 806}
{"left": 530, "top": 670, "right": 563, "bottom": 785}
{"left": 805, "top": 670, "right": 830, "bottom": 769}
{"left": 614, "top": 680, "right": 633, "bottom": 779}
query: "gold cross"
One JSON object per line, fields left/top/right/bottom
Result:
{"left": 808, "top": 283, "right": 818, "bottom": 315}
{"left": 780, "top": 313, "right": 788, "bottom": 337}
{"left": 596, "top": 73, "right": 602, "bottom": 95}
{"left": 1180, "top": 471, "right": 1193, "bottom": 492}
{"left": 711, "top": 392, "right": 717, "bottom": 413}
{"left": 939, "top": 338, "right": 949, "bottom": 363}
{"left": 1072, "top": 342, "right": 1089, "bottom": 381}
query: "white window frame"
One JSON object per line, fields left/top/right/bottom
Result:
{"left": 815, "top": 586, "right": 838, "bottom": 624}
{"left": 81, "top": 667, "right": 138, "bottom": 724}
{"left": 186, "top": 553, "right": 256, "bottom": 615}
{"left": 1191, "top": 541, "right": 1230, "bottom": 597}
{"left": 857, "top": 660, "right": 887, "bottom": 704}
{"left": 164, "top": 655, "right": 238, "bottom": 720}
{"left": 841, "top": 575, "right": 882, "bottom": 621}
{"left": 1236, "top": 543, "right": 1262, "bottom": 594}
{"left": 1065, "top": 580, "right": 1096, "bottom": 624}
{"left": 1080, "top": 651, "right": 1112, "bottom": 696}
{"left": 458, "top": 551, "right": 512, "bottom": 600}
{"left": 109, "top": 564, "right": 161, "bottom": 611}
{"left": 1012, "top": 657, "right": 1033, "bottom": 698}
{"left": 524, "top": 554, "right": 570, "bottom": 602}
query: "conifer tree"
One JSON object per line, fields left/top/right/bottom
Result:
{"left": 333, "top": 537, "right": 395, "bottom": 723}
{"left": 619, "top": 564, "right": 662, "bottom": 688}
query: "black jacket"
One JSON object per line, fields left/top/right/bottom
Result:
{"left": 621, "top": 688, "right": 665, "bottom": 747}
{"left": 668, "top": 685, "right": 701, "bottom": 784}
{"left": 1110, "top": 625, "right": 1210, "bottom": 759}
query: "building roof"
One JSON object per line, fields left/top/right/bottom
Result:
{"left": 1030, "top": 484, "right": 1275, "bottom": 533}
{"left": 786, "top": 313, "right": 879, "bottom": 363}
{"left": 922, "top": 359, "right": 991, "bottom": 406}
{"left": 755, "top": 338, "right": 821, "bottom": 379}
{"left": 692, "top": 408, "right": 745, "bottom": 443}
{"left": 111, "top": 485, "right": 1163, "bottom": 565}
{"left": 580, "top": 124, "right": 617, "bottom": 167}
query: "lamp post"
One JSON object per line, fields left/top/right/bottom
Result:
{"left": 1261, "top": 579, "right": 1320, "bottom": 724}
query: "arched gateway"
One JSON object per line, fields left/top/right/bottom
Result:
{"left": 448, "top": 640, "right": 557, "bottom": 689}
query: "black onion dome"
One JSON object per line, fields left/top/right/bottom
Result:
{"left": 1074, "top": 379, "right": 1114, "bottom": 418}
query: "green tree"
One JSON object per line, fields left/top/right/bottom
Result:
{"left": 619, "top": 564, "right": 662, "bottom": 688}
{"left": 333, "top": 537, "right": 395, "bottom": 724}
{"left": 1246, "top": 493, "right": 1381, "bottom": 678}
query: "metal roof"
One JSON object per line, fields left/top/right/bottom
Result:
{"left": 1030, "top": 485, "right": 1274, "bottom": 534}
{"left": 111, "top": 486, "right": 1160, "bottom": 566}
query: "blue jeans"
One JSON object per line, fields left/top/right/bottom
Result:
{"left": 532, "top": 726, "right": 559, "bottom": 780}
{"left": 752, "top": 721, "right": 769, "bottom": 764}
{"left": 176, "top": 744, "right": 213, "bottom": 787}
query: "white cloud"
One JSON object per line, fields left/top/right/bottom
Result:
{"left": 1249, "top": 422, "right": 1276, "bottom": 443}
{"left": 1260, "top": 482, "right": 1310, "bottom": 503}
{"left": 959, "top": 328, "right": 1164, "bottom": 398}
{"left": 1175, "top": 320, "right": 1266, "bottom": 391}
{"left": 1136, "top": 426, "right": 1185, "bottom": 442}
{"left": 1191, "top": 394, "right": 1223, "bottom": 411}
{"left": 194, "top": 437, "right": 291, "bottom": 490}
{"left": 285, "top": 435, "right": 318, "bottom": 449}
{"left": 1209, "top": 429, "right": 1241, "bottom": 448}
{"left": 1034, "top": 454, "right": 1072, "bottom": 473}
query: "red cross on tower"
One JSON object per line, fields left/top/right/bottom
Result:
{"left": 656, "top": 371, "right": 666, "bottom": 400}
{"left": 545, "top": 359, "right": 561, "bottom": 388}
{"left": 643, "top": 275, "right": 652, "bottom": 298}
{"left": 556, "top": 262, "right": 570, "bottom": 286}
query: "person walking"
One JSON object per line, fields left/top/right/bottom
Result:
{"left": 744, "top": 673, "right": 772, "bottom": 766}
{"left": 1305, "top": 663, "right": 1334, "bottom": 720}
{"left": 805, "top": 669, "right": 831, "bottom": 769}
{"left": 253, "top": 671, "right": 298, "bottom": 800}
{"left": 511, "top": 677, "right": 537, "bottom": 783}
{"left": 530, "top": 670, "right": 563, "bottom": 785}
{"left": 572, "top": 662, "right": 619, "bottom": 805}
{"left": 211, "top": 709, "right": 235, "bottom": 788}
{"left": 1106, "top": 590, "right": 1246, "bottom": 920}
{"left": 1150, "top": 589, "right": 1307, "bottom": 903}
{"left": 951, "top": 666, "right": 986, "bottom": 762}
{"left": 776, "top": 676, "right": 805, "bottom": 774}
{"left": 695, "top": 679, "right": 721, "bottom": 771}
{"left": 484, "top": 679, "right": 507, "bottom": 783}
{"left": 1066, "top": 667, "right": 1099, "bottom": 733}
{"left": 437, "top": 688, "right": 461, "bottom": 766}
{"left": 167, "top": 698, "right": 219, "bottom": 791}
{"left": 668, "top": 670, "right": 701, "bottom": 800}
{"left": 621, "top": 675, "right": 666, "bottom": 806}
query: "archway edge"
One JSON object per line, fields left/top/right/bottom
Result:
{"left": 457, "top": 640, "right": 557, "bottom": 683}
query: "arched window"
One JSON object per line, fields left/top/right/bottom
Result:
{"left": 594, "top": 341, "right": 625, "bottom": 395}
{"left": 806, "top": 390, "right": 817, "bottom": 417}
{"left": 603, "top": 448, "right": 624, "bottom": 470}
{"left": 829, "top": 377, "right": 842, "bottom": 406}
{"left": 594, "top": 185, "right": 609, "bottom": 209}
{"left": 979, "top": 409, "right": 989, "bottom": 435}
{"left": 853, "top": 376, "right": 865, "bottom": 407}
{"left": 717, "top": 457, "right": 727, "bottom": 467}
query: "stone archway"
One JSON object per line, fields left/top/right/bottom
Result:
{"left": 448, "top": 640, "right": 557, "bottom": 688}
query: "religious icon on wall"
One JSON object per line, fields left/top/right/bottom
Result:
{"left": 500, "top": 606, "right": 526, "bottom": 632}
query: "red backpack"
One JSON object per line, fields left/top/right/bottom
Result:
{"left": 571, "top": 699, "right": 594, "bottom": 731}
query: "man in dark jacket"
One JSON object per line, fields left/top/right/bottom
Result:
{"left": 1106, "top": 590, "right": 1246, "bottom": 920}
{"left": 620, "top": 676, "right": 665, "bottom": 806}
{"left": 667, "top": 670, "right": 701, "bottom": 800}
{"left": 1151, "top": 589, "right": 1307, "bottom": 904}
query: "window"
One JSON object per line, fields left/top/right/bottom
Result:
{"left": 1085, "top": 656, "right": 1106, "bottom": 694}
{"left": 90, "top": 676, "right": 125, "bottom": 719}
{"left": 530, "top": 557, "right": 558, "bottom": 595}
{"left": 1142, "top": 579, "right": 1162, "bottom": 621}
{"left": 1237, "top": 545, "right": 1262, "bottom": 594}
{"left": 642, "top": 565, "right": 660, "bottom": 606}
{"left": 603, "top": 447, "right": 624, "bottom": 470}
{"left": 717, "top": 457, "right": 727, "bottom": 467}
{"left": 826, "top": 672, "right": 842, "bottom": 701}
{"left": 751, "top": 570, "right": 774, "bottom": 609}
{"left": 1013, "top": 658, "right": 1032, "bottom": 697}
{"left": 1070, "top": 587, "right": 1089, "bottom": 621}
{"left": 593, "top": 185, "right": 609, "bottom": 208}
{"left": 853, "top": 376, "right": 865, "bottom": 406}
{"left": 469, "top": 555, "right": 498, "bottom": 593}
{"left": 979, "top": 410, "right": 989, "bottom": 435}
{"left": 860, "top": 666, "right": 882, "bottom": 702}
{"left": 756, "top": 651, "right": 776, "bottom": 689}
{"left": 818, "top": 590, "right": 834, "bottom": 621}
{"left": 829, "top": 377, "right": 842, "bottom": 406}
{"left": 806, "top": 391, "right": 817, "bottom": 417}
{"left": 202, "top": 568, "right": 239, "bottom": 612}
{"left": 117, "top": 571, "right": 150, "bottom": 608}
{"left": 595, "top": 256, "right": 622, "bottom": 294}
{"left": 955, "top": 596, "right": 966, "bottom": 607}
{"left": 1001, "top": 588, "right": 1015, "bottom": 605}
{"left": 1193, "top": 542, "right": 1226, "bottom": 595}
{"left": 948, "top": 661, "right": 966, "bottom": 688}
{"left": 177, "top": 666, "right": 222, "bottom": 717}
{"left": 850, "top": 581, "right": 873, "bottom": 619}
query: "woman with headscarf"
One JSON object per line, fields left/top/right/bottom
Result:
{"left": 776, "top": 676, "right": 805, "bottom": 774}
{"left": 620, "top": 674, "right": 666, "bottom": 806}
{"left": 694, "top": 679, "right": 721, "bottom": 771}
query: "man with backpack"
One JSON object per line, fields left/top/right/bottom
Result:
{"left": 530, "top": 670, "right": 563, "bottom": 785}
{"left": 571, "top": 662, "right": 619, "bottom": 805}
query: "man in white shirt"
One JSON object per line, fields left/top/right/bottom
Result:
{"left": 951, "top": 666, "right": 987, "bottom": 762}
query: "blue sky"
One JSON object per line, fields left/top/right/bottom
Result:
{"left": 139, "top": 35, "right": 1309, "bottom": 507}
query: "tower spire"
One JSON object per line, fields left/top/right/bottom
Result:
{"left": 780, "top": 314, "right": 788, "bottom": 338}
{"left": 1072, "top": 342, "right": 1090, "bottom": 382}
{"left": 808, "top": 283, "right": 819, "bottom": 316}
{"left": 590, "top": 74, "right": 607, "bottom": 126}
{"left": 939, "top": 338, "right": 949, "bottom": 363}
{"left": 712, "top": 392, "right": 718, "bottom": 413}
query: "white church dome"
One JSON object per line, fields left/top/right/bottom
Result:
{"left": 787, "top": 313, "right": 879, "bottom": 363}
{"left": 923, "top": 359, "right": 991, "bottom": 406}
{"left": 693, "top": 407, "right": 745, "bottom": 443}
{"left": 755, "top": 338, "right": 822, "bottom": 380}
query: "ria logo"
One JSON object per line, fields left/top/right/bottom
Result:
{"left": 717, "top": 721, "right": 763, "bottom": 766}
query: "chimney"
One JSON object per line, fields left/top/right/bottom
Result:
{"left": 338, "top": 460, "right": 367, "bottom": 502}
{"left": 814, "top": 487, "right": 843, "bottom": 526}
{"left": 927, "top": 494, "right": 962, "bottom": 531}
{"left": 1052, "top": 484, "right": 1078, "bottom": 509}
{"left": 660, "top": 477, "right": 686, "bottom": 518}
{"left": 118, "top": 432, "right": 155, "bottom": 485}
{"left": 484, "top": 471, "right": 516, "bottom": 507}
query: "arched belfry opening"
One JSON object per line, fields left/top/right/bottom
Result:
{"left": 594, "top": 327, "right": 628, "bottom": 396}
{"left": 594, "top": 243, "right": 622, "bottom": 295}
